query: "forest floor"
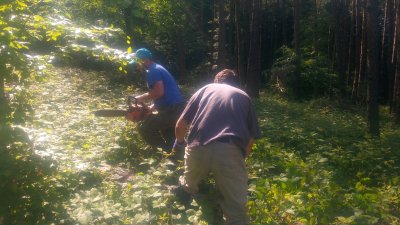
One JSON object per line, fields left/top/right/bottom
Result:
{"left": 27, "top": 67, "right": 127, "bottom": 174}
{"left": 22, "top": 65, "right": 400, "bottom": 225}
{"left": 25, "top": 67, "right": 202, "bottom": 224}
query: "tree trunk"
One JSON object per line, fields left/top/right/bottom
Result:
{"left": 393, "top": 0, "right": 400, "bottom": 122}
{"left": 293, "top": 0, "right": 301, "bottom": 97}
{"left": 328, "top": 21, "right": 336, "bottom": 62}
{"left": 270, "top": 1, "right": 279, "bottom": 67}
{"left": 395, "top": 48, "right": 400, "bottom": 122}
{"left": 235, "top": 0, "right": 248, "bottom": 85}
{"left": 335, "top": 0, "right": 349, "bottom": 99}
{"left": 394, "top": 45, "right": 400, "bottom": 123}
{"left": 366, "top": 0, "right": 380, "bottom": 137}
{"left": 381, "top": 0, "right": 395, "bottom": 105}
{"left": 200, "top": 1, "right": 205, "bottom": 34}
{"left": 217, "top": 0, "right": 227, "bottom": 69}
{"left": 312, "top": 0, "right": 318, "bottom": 49}
{"left": 353, "top": 1, "right": 367, "bottom": 102}
{"left": 348, "top": 0, "right": 357, "bottom": 86}
{"left": 281, "top": 0, "right": 288, "bottom": 46}
{"left": 245, "top": 0, "right": 261, "bottom": 98}
{"left": 227, "top": 0, "right": 236, "bottom": 59}
{"left": 385, "top": 0, "right": 399, "bottom": 111}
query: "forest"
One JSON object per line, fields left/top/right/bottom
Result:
{"left": 1, "top": 0, "right": 400, "bottom": 224}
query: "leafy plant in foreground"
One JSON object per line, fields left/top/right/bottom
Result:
{"left": 246, "top": 95, "right": 400, "bottom": 224}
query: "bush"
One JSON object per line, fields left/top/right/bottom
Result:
{"left": 266, "top": 46, "right": 338, "bottom": 100}
{"left": 0, "top": 126, "right": 70, "bottom": 224}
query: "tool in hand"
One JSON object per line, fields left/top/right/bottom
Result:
{"left": 94, "top": 96, "right": 151, "bottom": 122}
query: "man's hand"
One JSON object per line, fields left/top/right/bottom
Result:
{"left": 148, "top": 104, "right": 156, "bottom": 112}
{"left": 128, "top": 95, "right": 137, "bottom": 102}
{"left": 170, "top": 139, "right": 187, "bottom": 160}
{"left": 133, "top": 81, "right": 164, "bottom": 103}
{"left": 173, "top": 139, "right": 187, "bottom": 149}
{"left": 245, "top": 138, "right": 254, "bottom": 157}
{"left": 173, "top": 119, "right": 189, "bottom": 160}
{"left": 136, "top": 94, "right": 147, "bottom": 102}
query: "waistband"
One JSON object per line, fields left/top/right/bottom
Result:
{"left": 216, "top": 136, "right": 246, "bottom": 157}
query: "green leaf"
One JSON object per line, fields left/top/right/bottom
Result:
{"left": 33, "top": 15, "right": 44, "bottom": 22}
{"left": 318, "top": 158, "right": 328, "bottom": 163}
{"left": 15, "top": 0, "right": 28, "bottom": 9}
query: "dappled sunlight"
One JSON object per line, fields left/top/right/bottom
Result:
{"left": 2, "top": 0, "right": 400, "bottom": 224}
{"left": 26, "top": 67, "right": 129, "bottom": 171}
{"left": 20, "top": 65, "right": 201, "bottom": 224}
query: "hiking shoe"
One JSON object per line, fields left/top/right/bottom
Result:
{"left": 170, "top": 185, "right": 192, "bottom": 206}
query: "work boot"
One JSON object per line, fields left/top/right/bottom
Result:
{"left": 170, "top": 185, "right": 192, "bottom": 207}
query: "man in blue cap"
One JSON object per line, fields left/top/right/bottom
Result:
{"left": 130, "top": 48, "right": 185, "bottom": 151}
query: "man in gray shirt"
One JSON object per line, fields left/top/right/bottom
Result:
{"left": 174, "top": 69, "right": 261, "bottom": 225}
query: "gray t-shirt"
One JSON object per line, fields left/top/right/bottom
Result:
{"left": 180, "top": 83, "right": 261, "bottom": 149}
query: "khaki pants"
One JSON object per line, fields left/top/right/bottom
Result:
{"left": 180, "top": 142, "right": 249, "bottom": 225}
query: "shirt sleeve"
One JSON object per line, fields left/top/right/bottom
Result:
{"left": 179, "top": 87, "right": 205, "bottom": 123}
{"left": 147, "top": 69, "right": 162, "bottom": 88}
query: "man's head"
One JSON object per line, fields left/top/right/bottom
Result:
{"left": 131, "top": 48, "right": 153, "bottom": 69}
{"left": 214, "top": 69, "right": 240, "bottom": 87}
{"left": 135, "top": 48, "right": 152, "bottom": 60}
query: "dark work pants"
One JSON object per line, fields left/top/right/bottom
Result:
{"left": 138, "top": 104, "right": 184, "bottom": 151}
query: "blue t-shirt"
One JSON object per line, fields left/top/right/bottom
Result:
{"left": 146, "top": 63, "right": 184, "bottom": 108}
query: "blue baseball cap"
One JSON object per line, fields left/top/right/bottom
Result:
{"left": 128, "top": 48, "right": 153, "bottom": 65}
{"left": 135, "top": 48, "right": 152, "bottom": 59}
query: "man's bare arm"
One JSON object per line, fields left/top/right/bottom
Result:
{"left": 245, "top": 138, "right": 255, "bottom": 157}
{"left": 135, "top": 81, "right": 164, "bottom": 101}
{"left": 175, "top": 118, "right": 188, "bottom": 143}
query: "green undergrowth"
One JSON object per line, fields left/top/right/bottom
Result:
{"left": 247, "top": 96, "right": 400, "bottom": 224}
{"left": 97, "top": 91, "right": 400, "bottom": 225}
{"left": 4, "top": 63, "right": 400, "bottom": 224}
{"left": 7, "top": 2, "right": 399, "bottom": 224}
{"left": 15, "top": 66, "right": 211, "bottom": 225}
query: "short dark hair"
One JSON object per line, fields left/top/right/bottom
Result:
{"left": 214, "top": 69, "right": 240, "bottom": 87}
